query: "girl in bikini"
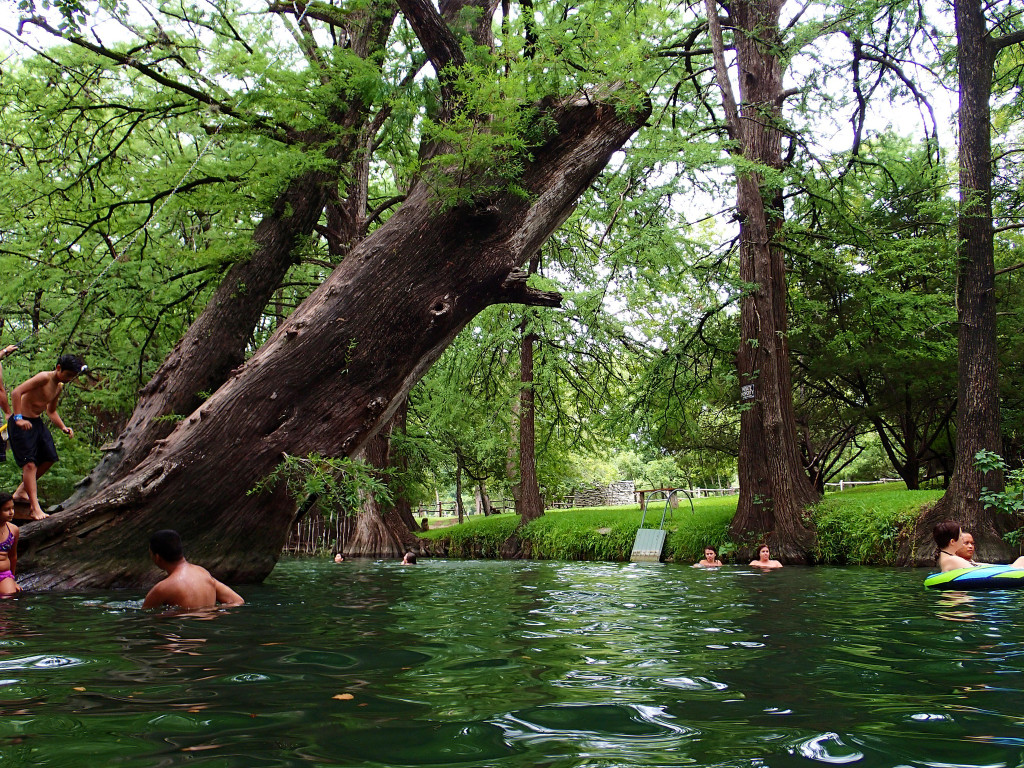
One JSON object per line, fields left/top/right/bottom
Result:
{"left": 0, "top": 492, "right": 20, "bottom": 595}
{"left": 934, "top": 520, "right": 1024, "bottom": 572}
{"left": 934, "top": 521, "right": 974, "bottom": 572}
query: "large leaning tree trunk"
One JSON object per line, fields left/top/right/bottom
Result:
{"left": 52, "top": 1, "right": 400, "bottom": 507}
{"left": 705, "top": 0, "right": 818, "bottom": 562}
{"left": 19, "top": 85, "right": 650, "bottom": 589}
{"left": 911, "top": 0, "right": 1024, "bottom": 564}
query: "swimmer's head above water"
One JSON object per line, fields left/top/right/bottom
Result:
{"left": 932, "top": 520, "right": 962, "bottom": 553}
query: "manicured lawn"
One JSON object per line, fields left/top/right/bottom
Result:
{"left": 418, "top": 483, "right": 944, "bottom": 565}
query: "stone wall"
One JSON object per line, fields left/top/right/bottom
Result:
{"left": 573, "top": 480, "right": 636, "bottom": 508}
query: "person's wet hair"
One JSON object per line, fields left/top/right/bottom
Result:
{"left": 150, "top": 529, "right": 185, "bottom": 562}
{"left": 56, "top": 354, "right": 87, "bottom": 375}
{"left": 932, "top": 520, "right": 962, "bottom": 561}
{"left": 0, "top": 492, "right": 12, "bottom": 507}
{"left": 932, "top": 520, "right": 961, "bottom": 550}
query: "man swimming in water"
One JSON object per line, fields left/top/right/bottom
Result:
{"left": 143, "top": 529, "right": 245, "bottom": 610}
{"left": 8, "top": 354, "right": 86, "bottom": 520}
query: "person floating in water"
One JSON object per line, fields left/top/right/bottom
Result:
{"left": 143, "top": 529, "right": 245, "bottom": 610}
{"left": 0, "top": 493, "right": 20, "bottom": 595}
{"left": 933, "top": 521, "right": 975, "bottom": 572}
{"left": 934, "top": 520, "right": 1024, "bottom": 572}
{"left": 749, "top": 544, "right": 783, "bottom": 569}
{"left": 8, "top": 354, "right": 87, "bottom": 521}
{"left": 694, "top": 545, "right": 723, "bottom": 568}
{"left": 955, "top": 530, "right": 983, "bottom": 566}
{"left": 401, "top": 551, "right": 417, "bottom": 565}
{"left": 0, "top": 343, "right": 18, "bottom": 463}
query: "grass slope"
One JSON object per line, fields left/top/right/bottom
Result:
{"left": 419, "top": 484, "right": 944, "bottom": 565}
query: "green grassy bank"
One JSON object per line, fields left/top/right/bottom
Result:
{"left": 417, "top": 484, "right": 944, "bottom": 565}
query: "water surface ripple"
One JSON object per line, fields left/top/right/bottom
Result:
{"left": 0, "top": 559, "right": 1021, "bottom": 767}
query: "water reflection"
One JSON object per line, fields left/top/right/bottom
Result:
{"left": 0, "top": 560, "right": 1021, "bottom": 766}
{"left": 936, "top": 592, "right": 979, "bottom": 624}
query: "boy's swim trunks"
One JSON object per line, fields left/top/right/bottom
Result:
{"left": 7, "top": 417, "right": 58, "bottom": 468}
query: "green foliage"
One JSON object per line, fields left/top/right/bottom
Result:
{"left": 250, "top": 454, "right": 393, "bottom": 518}
{"left": 421, "top": 487, "right": 944, "bottom": 566}
{"left": 813, "top": 485, "right": 943, "bottom": 564}
{"left": 421, "top": 514, "right": 520, "bottom": 558}
{"left": 975, "top": 450, "right": 1024, "bottom": 543}
{"left": 2, "top": 0, "right": 1018, "bottom": 549}
{"left": 522, "top": 507, "right": 642, "bottom": 561}
{"left": 664, "top": 498, "right": 738, "bottom": 561}
{"left": 424, "top": 499, "right": 740, "bottom": 562}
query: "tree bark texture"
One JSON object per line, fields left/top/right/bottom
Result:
{"left": 516, "top": 328, "right": 545, "bottom": 523}
{"left": 19, "top": 89, "right": 649, "bottom": 589}
{"left": 912, "top": 0, "right": 1010, "bottom": 563}
{"left": 388, "top": 397, "right": 420, "bottom": 533}
{"left": 718, "top": 0, "right": 818, "bottom": 561}
{"left": 344, "top": 421, "right": 423, "bottom": 557}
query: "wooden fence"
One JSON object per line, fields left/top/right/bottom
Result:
{"left": 823, "top": 478, "right": 903, "bottom": 491}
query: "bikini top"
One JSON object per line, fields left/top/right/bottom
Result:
{"left": 0, "top": 526, "right": 13, "bottom": 554}
{"left": 939, "top": 550, "right": 976, "bottom": 567}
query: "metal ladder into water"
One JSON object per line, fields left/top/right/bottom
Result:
{"left": 629, "top": 488, "right": 694, "bottom": 562}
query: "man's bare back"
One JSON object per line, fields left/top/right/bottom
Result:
{"left": 144, "top": 529, "right": 244, "bottom": 610}
{"left": 143, "top": 561, "right": 244, "bottom": 610}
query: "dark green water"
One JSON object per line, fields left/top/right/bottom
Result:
{"left": 1, "top": 558, "right": 1022, "bottom": 767}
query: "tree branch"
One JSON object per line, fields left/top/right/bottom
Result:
{"left": 992, "top": 28, "right": 1024, "bottom": 51}
{"left": 994, "top": 260, "right": 1024, "bottom": 275}
{"left": 21, "top": 16, "right": 296, "bottom": 145}
{"left": 496, "top": 270, "right": 563, "bottom": 307}
{"left": 703, "top": 0, "right": 741, "bottom": 141}
{"left": 395, "top": 0, "right": 467, "bottom": 119}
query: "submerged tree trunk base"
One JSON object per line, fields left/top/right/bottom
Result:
{"left": 344, "top": 507, "right": 426, "bottom": 558}
{"left": 499, "top": 533, "right": 532, "bottom": 559}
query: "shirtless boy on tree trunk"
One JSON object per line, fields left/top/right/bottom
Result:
{"left": 8, "top": 354, "right": 86, "bottom": 521}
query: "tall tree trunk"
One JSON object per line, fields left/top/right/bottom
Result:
{"left": 912, "top": 0, "right": 1013, "bottom": 563}
{"left": 389, "top": 397, "right": 419, "bottom": 532}
{"left": 515, "top": 253, "right": 545, "bottom": 524}
{"left": 516, "top": 325, "right": 545, "bottom": 524}
{"left": 19, "top": 88, "right": 649, "bottom": 589}
{"left": 344, "top": 420, "right": 422, "bottom": 557}
{"left": 455, "top": 458, "right": 466, "bottom": 524}
{"left": 706, "top": 0, "right": 818, "bottom": 562}
{"left": 478, "top": 481, "right": 493, "bottom": 516}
